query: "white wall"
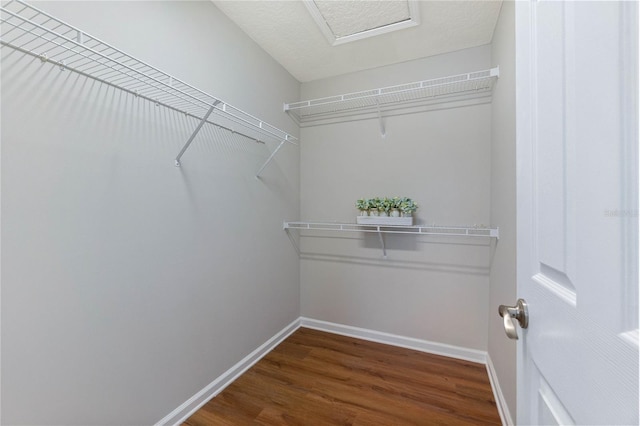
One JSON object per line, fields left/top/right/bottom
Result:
{"left": 488, "top": 1, "right": 517, "bottom": 422}
{"left": 1, "top": 2, "right": 300, "bottom": 424}
{"left": 299, "top": 46, "right": 494, "bottom": 351}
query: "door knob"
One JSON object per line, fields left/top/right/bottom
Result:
{"left": 498, "top": 299, "right": 528, "bottom": 340}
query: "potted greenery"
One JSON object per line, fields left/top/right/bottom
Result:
{"left": 355, "top": 198, "right": 369, "bottom": 216}
{"left": 355, "top": 196, "right": 417, "bottom": 225}
{"left": 369, "top": 197, "right": 381, "bottom": 216}
{"left": 390, "top": 197, "right": 402, "bottom": 217}
{"left": 400, "top": 198, "right": 418, "bottom": 217}
{"left": 379, "top": 197, "right": 392, "bottom": 217}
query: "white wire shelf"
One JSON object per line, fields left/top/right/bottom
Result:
{"left": 0, "top": 0, "right": 297, "bottom": 173}
{"left": 284, "top": 221, "right": 498, "bottom": 259}
{"left": 284, "top": 221, "right": 499, "bottom": 238}
{"left": 284, "top": 67, "right": 499, "bottom": 126}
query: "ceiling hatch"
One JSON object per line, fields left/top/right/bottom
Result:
{"left": 304, "top": 0, "right": 421, "bottom": 46}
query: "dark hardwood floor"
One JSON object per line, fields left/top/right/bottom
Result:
{"left": 184, "top": 327, "right": 501, "bottom": 425}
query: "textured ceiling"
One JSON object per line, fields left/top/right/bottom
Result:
{"left": 314, "top": 0, "right": 411, "bottom": 37}
{"left": 212, "top": 1, "right": 502, "bottom": 83}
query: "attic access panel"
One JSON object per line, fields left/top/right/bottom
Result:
{"left": 304, "top": 0, "right": 421, "bottom": 46}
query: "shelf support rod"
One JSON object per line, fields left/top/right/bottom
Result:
{"left": 256, "top": 138, "right": 287, "bottom": 178}
{"left": 376, "top": 99, "right": 386, "bottom": 138}
{"left": 175, "top": 101, "right": 221, "bottom": 166}
{"left": 377, "top": 230, "right": 387, "bottom": 259}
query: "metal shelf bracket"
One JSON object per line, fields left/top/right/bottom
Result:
{"left": 375, "top": 99, "right": 386, "bottom": 138}
{"left": 175, "top": 101, "right": 220, "bottom": 167}
{"left": 377, "top": 231, "right": 387, "bottom": 258}
{"left": 256, "top": 137, "right": 287, "bottom": 178}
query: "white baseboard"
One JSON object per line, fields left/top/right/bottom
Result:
{"left": 154, "top": 317, "right": 301, "bottom": 426}
{"left": 299, "top": 317, "right": 487, "bottom": 364}
{"left": 486, "top": 353, "right": 514, "bottom": 426}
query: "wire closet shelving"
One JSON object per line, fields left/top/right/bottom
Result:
{"left": 284, "top": 221, "right": 499, "bottom": 258}
{"left": 284, "top": 67, "right": 499, "bottom": 131}
{"left": 0, "top": 0, "right": 297, "bottom": 175}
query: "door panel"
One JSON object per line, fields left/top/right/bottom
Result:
{"left": 537, "top": 375, "right": 574, "bottom": 426}
{"left": 516, "top": 1, "right": 638, "bottom": 424}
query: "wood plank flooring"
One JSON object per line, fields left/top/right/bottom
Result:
{"left": 184, "top": 328, "right": 501, "bottom": 425}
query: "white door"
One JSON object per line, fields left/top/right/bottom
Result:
{"left": 514, "top": 1, "right": 638, "bottom": 425}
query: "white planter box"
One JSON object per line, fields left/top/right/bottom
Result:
{"left": 356, "top": 216, "right": 413, "bottom": 226}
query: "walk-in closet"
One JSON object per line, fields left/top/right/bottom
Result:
{"left": 1, "top": 1, "right": 637, "bottom": 425}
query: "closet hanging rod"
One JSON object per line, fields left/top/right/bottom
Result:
{"left": 0, "top": 0, "right": 297, "bottom": 165}
{"left": 0, "top": 2, "right": 296, "bottom": 142}
{"left": 284, "top": 221, "right": 499, "bottom": 239}
{"left": 2, "top": 38, "right": 293, "bottom": 154}
{"left": 284, "top": 221, "right": 499, "bottom": 258}
{"left": 1, "top": 6, "right": 214, "bottom": 113}
{"left": 284, "top": 67, "right": 499, "bottom": 125}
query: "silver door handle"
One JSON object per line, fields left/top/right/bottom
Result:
{"left": 498, "top": 299, "right": 528, "bottom": 340}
